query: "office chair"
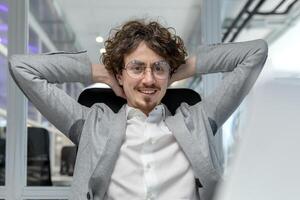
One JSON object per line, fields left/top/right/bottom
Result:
{"left": 0, "top": 127, "right": 52, "bottom": 186}
{"left": 0, "top": 138, "right": 5, "bottom": 185}
{"left": 78, "top": 88, "right": 201, "bottom": 115}
{"left": 27, "top": 127, "right": 52, "bottom": 186}
{"left": 60, "top": 145, "right": 77, "bottom": 176}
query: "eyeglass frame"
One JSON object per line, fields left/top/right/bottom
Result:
{"left": 122, "top": 59, "right": 173, "bottom": 80}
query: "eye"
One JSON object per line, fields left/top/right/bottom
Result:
{"left": 153, "top": 61, "right": 169, "bottom": 73}
{"left": 154, "top": 65, "right": 164, "bottom": 72}
{"left": 129, "top": 64, "right": 144, "bottom": 74}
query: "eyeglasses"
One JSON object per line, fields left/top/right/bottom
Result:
{"left": 123, "top": 60, "right": 170, "bottom": 80}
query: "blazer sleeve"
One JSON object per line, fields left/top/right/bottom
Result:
{"left": 194, "top": 39, "right": 268, "bottom": 133}
{"left": 8, "top": 51, "right": 94, "bottom": 145}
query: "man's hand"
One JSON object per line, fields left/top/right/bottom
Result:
{"left": 92, "top": 63, "right": 126, "bottom": 99}
{"left": 168, "top": 56, "right": 196, "bottom": 86}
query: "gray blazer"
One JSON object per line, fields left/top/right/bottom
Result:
{"left": 9, "top": 39, "right": 268, "bottom": 200}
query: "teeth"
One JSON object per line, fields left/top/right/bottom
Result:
{"left": 139, "top": 90, "right": 156, "bottom": 94}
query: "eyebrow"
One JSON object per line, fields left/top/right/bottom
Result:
{"left": 128, "top": 59, "right": 167, "bottom": 65}
{"left": 130, "top": 60, "right": 144, "bottom": 65}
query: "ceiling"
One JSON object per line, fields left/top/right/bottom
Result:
{"left": 55, "top": 0, "right": 201, "bottom": 63}
{"left": 49, "top": 0, "right": 300, "bottom": 64}
{"left": 221, "top": 0, "right": 300, "bottom": 42}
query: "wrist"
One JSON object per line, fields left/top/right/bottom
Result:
{"left": 92, "top": 64, "right": 107, "bottom": 83}
{"left": 186, "top": 56, "right": 196, "bottom": 76}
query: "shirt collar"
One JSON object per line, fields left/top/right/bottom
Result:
{"left": 126, "top": 104, "right": 166, "bottom": 122}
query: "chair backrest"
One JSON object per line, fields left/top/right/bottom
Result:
{"left": 0, "top": 138, "right": 5, "bottom": 167}
{"left": 78, "top": 88, "right": 201, "bottom": 114}
{"left": 0, "top": 127, "right": 52, "bottom": 186}
{"left": 60, "top": 146, "right": 77, "bottom": 176}
{"left": 0, "top": 138, "right": 5, "bottom": 185}
{"left": 27, "top": 127, "right": 52, "bottom": 186}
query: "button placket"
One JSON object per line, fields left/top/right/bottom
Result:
{"left": 141, "top": 132, "right": 157, "bottom": 199}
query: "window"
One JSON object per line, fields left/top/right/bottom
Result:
{"left": 0, "top": 0, "right": 8, "bottom": 187}
{"left": 26, "top": 0, "right": 84, "bottom": 187}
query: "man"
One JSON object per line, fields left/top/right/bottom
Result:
{"left": 9, "top": 20, "right": 268, "bottom": 200}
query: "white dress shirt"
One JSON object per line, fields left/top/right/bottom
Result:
{"left": 105, "top": 104, "right": 198, "bottom": 200}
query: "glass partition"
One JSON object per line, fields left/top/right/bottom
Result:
{"left": 27, "top": 0, "right": 84, "bottom": 187}
{"left": 0, "top": 0, "right": 8, "bottom": 186}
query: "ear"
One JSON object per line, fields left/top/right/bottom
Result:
{"left": 116, "top": 73, "right": 124, "bottom": 86}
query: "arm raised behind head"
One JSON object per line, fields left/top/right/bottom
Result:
{"left": 9, "top": 51, "right": 94, "bottom": 145}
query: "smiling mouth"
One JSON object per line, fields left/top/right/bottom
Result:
{"left": 137, "top": 89, "right": 158, "bottom": 95}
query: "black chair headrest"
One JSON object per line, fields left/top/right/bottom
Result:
{"left": 78, "top": 88, "right": 201, "bottom": 115}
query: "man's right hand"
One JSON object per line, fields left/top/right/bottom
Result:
{"left": 92, "top": 63, "right": 126, "bottom": 99}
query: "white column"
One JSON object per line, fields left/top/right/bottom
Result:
{"left": 7, "top": 0, "right": 28, "bottom": 199}
{"left": 200, "top": 0, "right": 224, "bottom": 170}
{"left": 200, "top": 0, "right": 222, "bottom": 45}
{"left": 200, "top": 0, "right": 222, "bottom": 92}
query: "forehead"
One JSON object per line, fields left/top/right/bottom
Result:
{"left": 124, "top": 41, "right": 164, "bottom": 63}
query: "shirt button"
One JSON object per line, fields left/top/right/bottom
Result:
{"left": 146, "top": 193, "right": 155, "bottom": 200}
{"left": 150, "top": 138, "right": 156, "bottom": 144}
{"left": 87, "top": 192, "right": 91, "bottom": 200}
{"left": 145, "top": 163, "right": 151, "bottom": 170}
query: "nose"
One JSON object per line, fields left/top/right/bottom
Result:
{"left": 142, "top": 68, "right": 156, "bottom": 85}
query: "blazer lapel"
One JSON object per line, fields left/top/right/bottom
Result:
{"left": 164, "top": 112, "right": 220, "bottom": 190}
{"left": 89, "top": 105, "right": 127, "bottom": 198}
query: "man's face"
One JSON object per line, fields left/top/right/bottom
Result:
{"left": 117, "top": 41, "right": 170, "bottom": 115}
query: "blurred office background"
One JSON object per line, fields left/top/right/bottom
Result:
{"left": 1, "top": 0, "right": 300, "bottom": 199}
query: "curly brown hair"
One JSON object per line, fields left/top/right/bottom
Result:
{"left": 102, "top": 19, "right": 187, "bottom": 76}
